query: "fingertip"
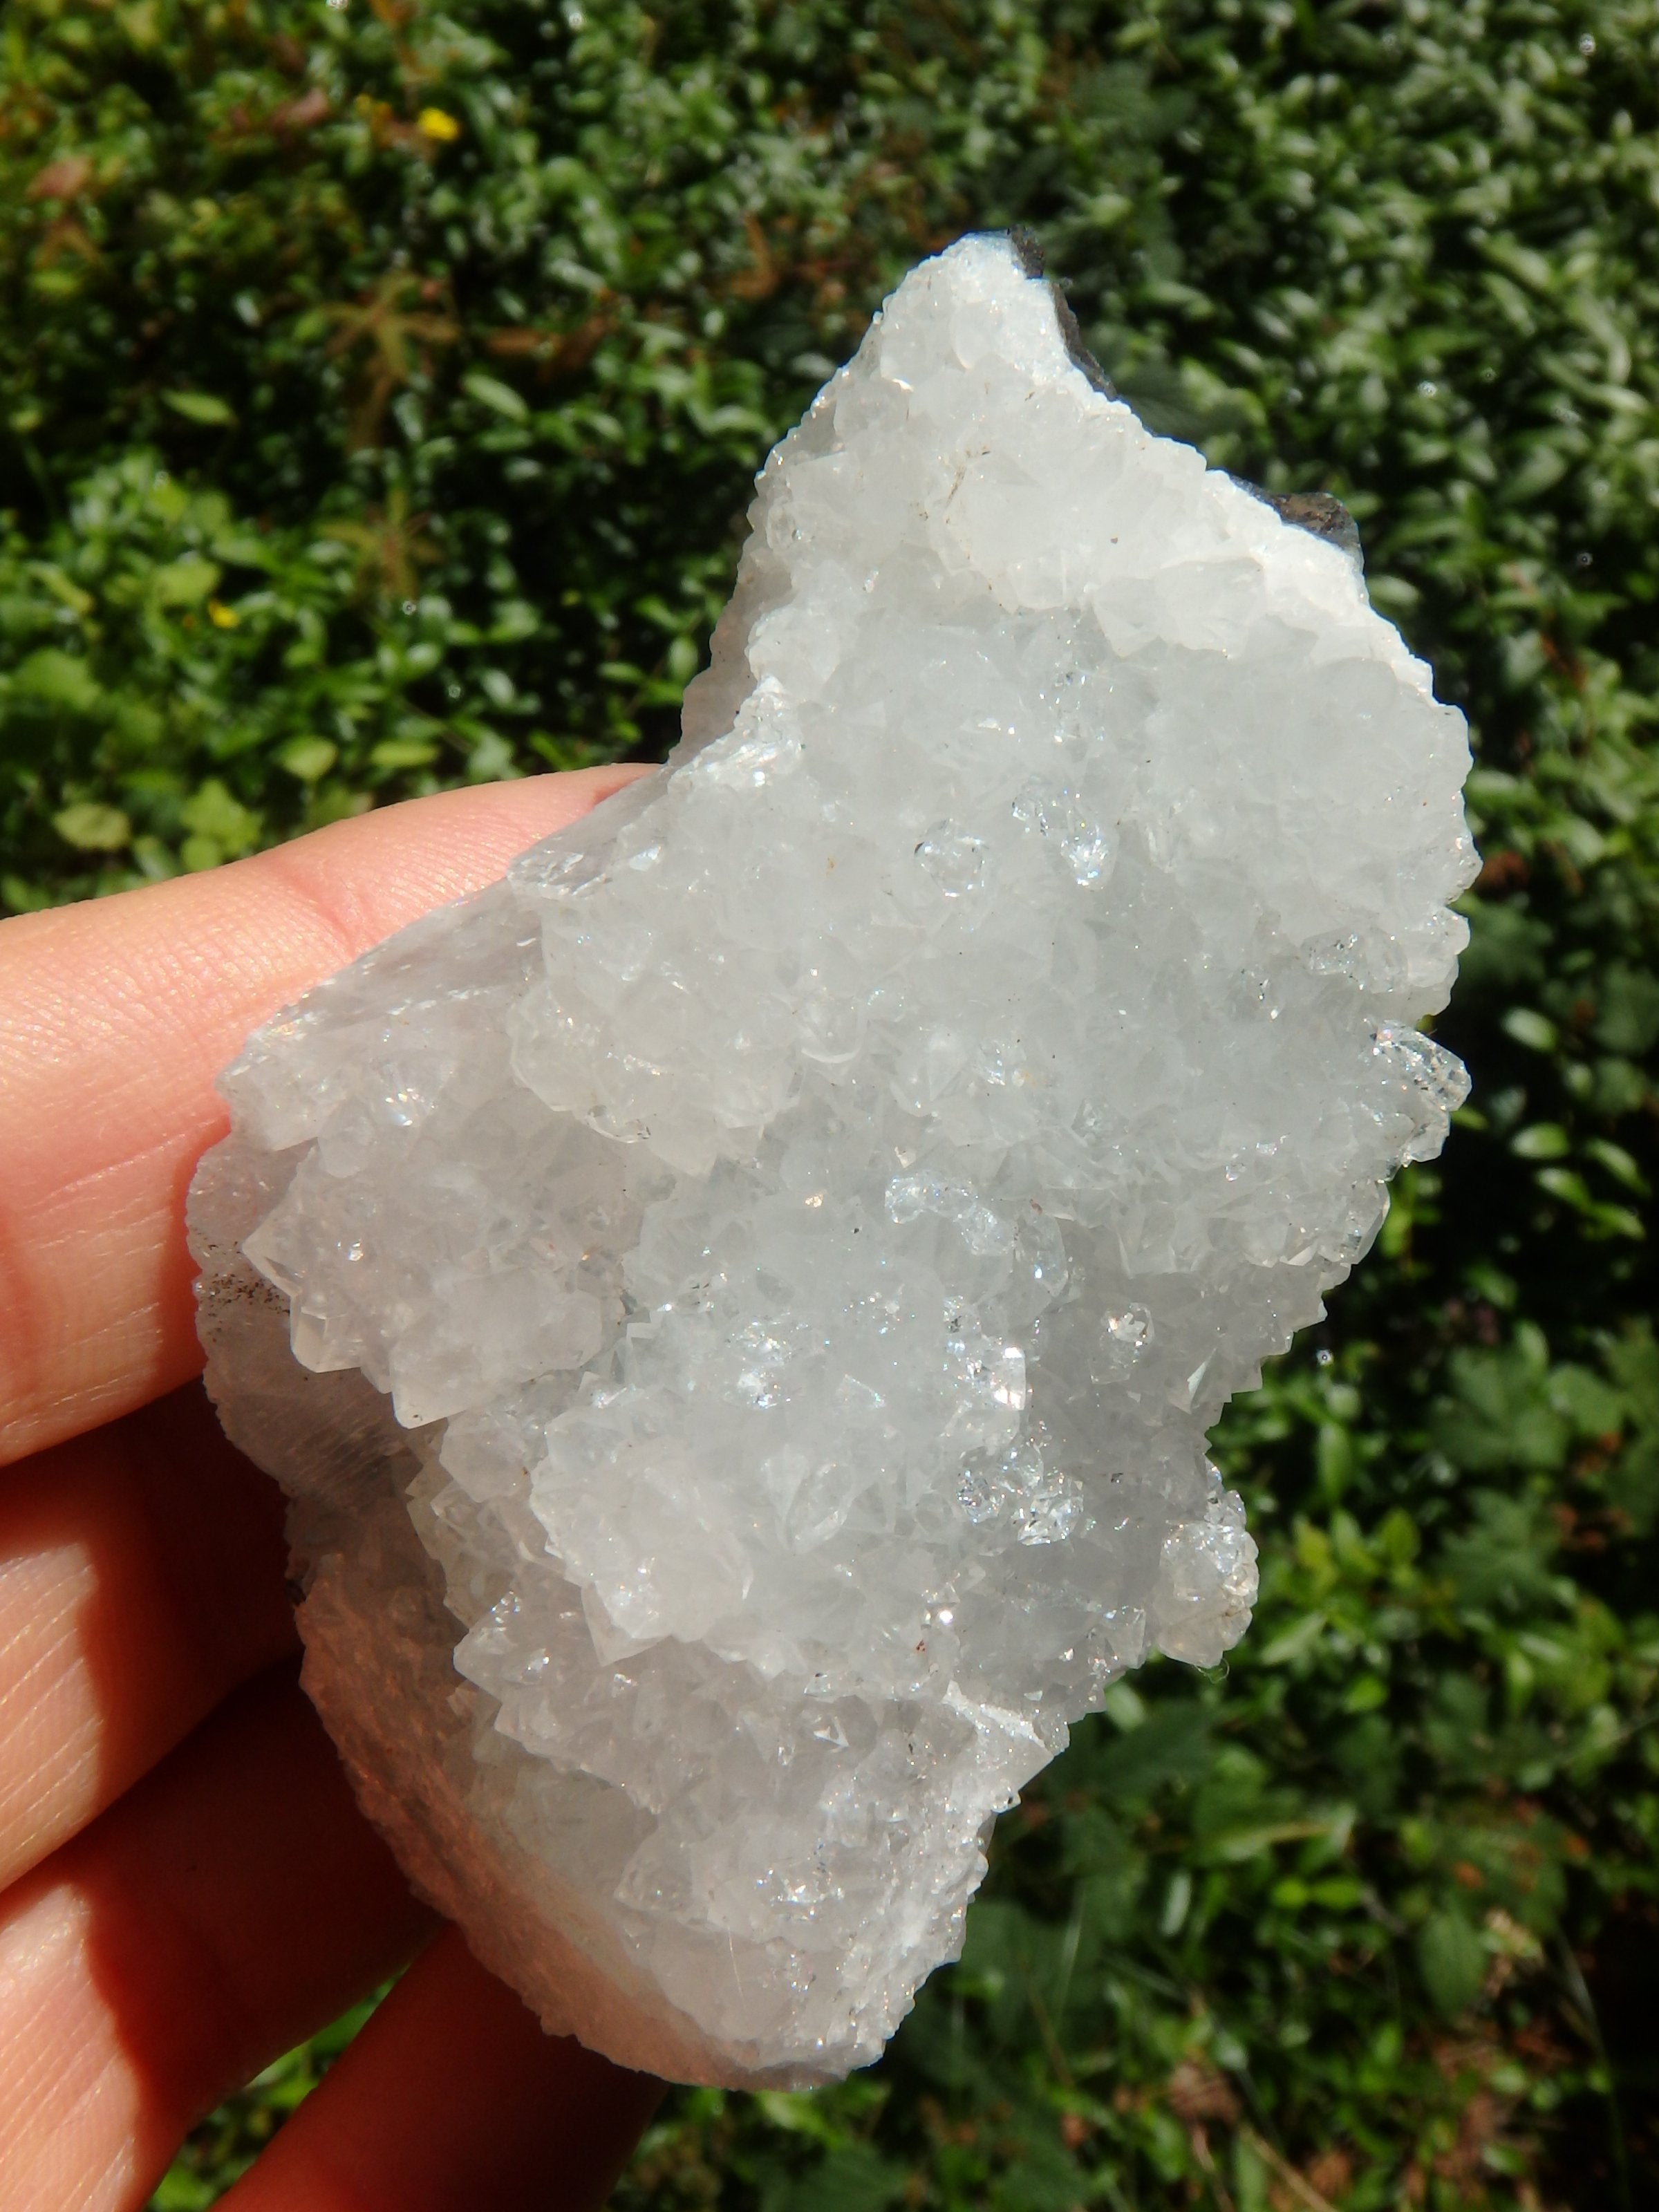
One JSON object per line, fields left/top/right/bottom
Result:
{"left": 221, "top": 1927, "right": 662, "bottom": 2212}
{"left": 242, "top": 765, "right": 653, "bottom": 957}
{"left": 0, "top": 764, "right": 653, "bottom": 1468}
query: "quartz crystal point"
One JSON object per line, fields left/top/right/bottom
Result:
{"left": 189, "top": 232, "right": 1477, "bottom": 2086}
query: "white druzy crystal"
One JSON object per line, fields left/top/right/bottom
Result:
{"left": 189, "top": 234, "right": 1476, "bottom": 2086}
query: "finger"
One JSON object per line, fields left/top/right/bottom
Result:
{"left": 220, "top": 1924, "right": 662, "bottom": 2212}
{"left": 0, "top": 765, "right": 647, "bottom": 1468}
{"left": 0, "top": 1666, "right": 433, "bottom": 2212}
{"left": 0, "top": 1384, "right": 294, "bottom": 1896}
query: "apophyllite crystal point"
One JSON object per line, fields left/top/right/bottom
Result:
{"left": 189, "top": 232, "right": 1477, "bottom": 2085}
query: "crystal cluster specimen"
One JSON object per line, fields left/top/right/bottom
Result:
{"left": 189, "top": 233, "right": 1477, "bottom": 2087}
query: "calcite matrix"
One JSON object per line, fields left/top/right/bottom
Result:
{"left": 189, "top": 234, "right": 1477, "bottom": 2085}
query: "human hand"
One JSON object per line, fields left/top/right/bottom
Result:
{"left": 0, "top": 769, "right": 662, "bottom": 2211}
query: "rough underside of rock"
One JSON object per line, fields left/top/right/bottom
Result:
{"left": 189, "top": 233, "right": 1477, "bottom": 2087}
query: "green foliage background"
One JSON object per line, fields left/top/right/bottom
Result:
{"left": 5, "top": 0, "right": 1659, "bottom": 2205}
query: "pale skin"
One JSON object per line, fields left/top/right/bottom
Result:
{"left": 0, "top": 767, "right": 664, "bottom": 2211}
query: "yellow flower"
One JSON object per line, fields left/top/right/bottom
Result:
{"left": 418, "top": 108, "right": 460, "bottom": 142}
{"left": 207, "top": 599, "right": 239, "bottom": 628}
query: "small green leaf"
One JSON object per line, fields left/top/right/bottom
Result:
{"left": 2, "top": 877, "right": 51, "bottom": 915}
{"left": 752, "top": 2090, "right": 843, "bottom": 2143}
{"left": 1548, "top": 1363, "right": 1626, "bottom": 1438}
{"left": 15, "top": 648, "right": 102, "bottom": 712}
{"left": 1376, "top": 1507, "right": 1421, "bottom": 1565}
{"left": 53, "top": 801, "right": 131, "bottom": 852}
{"left": 768, "top": 2142, "right": 908, "bottom": 2212}
{"left": 1366, "top": 572, "right": 1420, "bottom": 616}
{"left": 1536, "top": 1166, "right": 1595, "bottom": 1210}
{"left": 277, "top": 737, "right": 339, "bottom": 783}
{"left": 488, "top": 599, "right": 541, "bottom": 642}
{"left": 466, "top": 730, "right": 518, "bottom": 782}
{"left": 1585, "top": 1137, "right": 1649, "bottom": 1194}
{"left": 462, "top": 371, "right": 529, "bottom": 424}
{"left": 131, "top": 834, "right": 178, "bottom": 881}
{"left": 370, "top": 737, "right": 440, "bottom": 771}
{"left": 1511, "top": 1123, "right": 1570, "bottom": 1159}
{"left": 1101, "top": 1680, "right": 1148, "bottom": 1730}
{"left": 1502, "top": 1008, "right": 1558, "bottom": 1053}
{"left": 180, "top": 778, "right": 260, "bottom": 854}
{"left": 148, "top": 2167, "right": 216, "bottom": 2209}
{"left": 1595, "top": 963, "right": 1659, "bottom": 1057}
{"left": 28, "top": 561, "right": 94, "bottom": 617}
{"left": 1260, "top": 1612, "right": 1326, "bottom": 1667}
{"left": 151, "top": 554, "right": 223, "bottom": 608}
{"left": 1465, "top": 1263, "right": 1518, "bottom": 1309}
{"left": 163, "top": 390, "right": 236, "bottom": 426}
{"left": 1416, "top": 1911, "right": 1487, "bottom": 2018}
{"left": 211, "top": 534, "right": 271, "bottom": 570}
